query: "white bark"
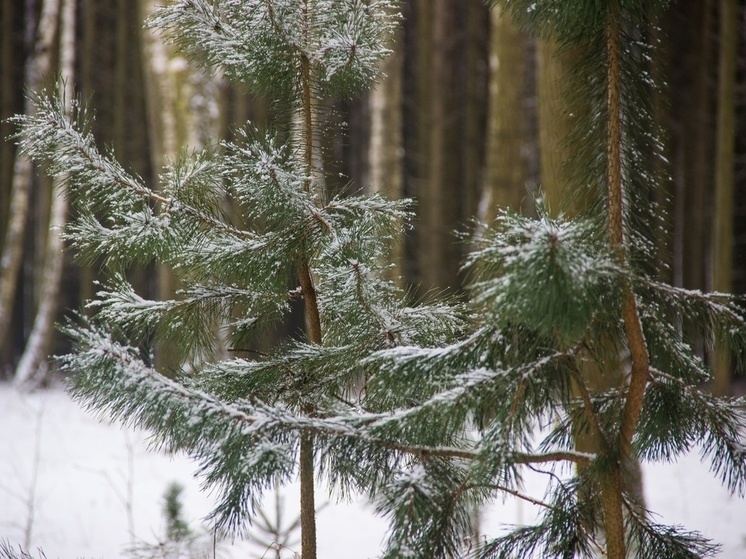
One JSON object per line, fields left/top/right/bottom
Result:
{"left": 0, "top": 0, "right": 61, "bottom": 362}
{"left": 15, "top": 0, "right": 76, "bottom": 388}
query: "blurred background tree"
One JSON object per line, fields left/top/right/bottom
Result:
{"left": 1, "top": 0, "right": 745, "bottom": 394}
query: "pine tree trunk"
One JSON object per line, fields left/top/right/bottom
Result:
{"left": 141, "top": 0, "right": 221, "bottom": 368}
{"left": 298, "top": 5, "right": 320, "bottom": 556}
{"left": 481, "top": 4, "right": 526, "bottom": 220}
{"left": 463, "top": 1, "right": 488, "bottom": 223}
{"left": 671, "top": 0, "right": 714, "bottom": 292}
{"left": 539, "top": 31, "right": 645, "bottom": 547}
{"left": 416, "top": 0, "right": 468, "bottom": 292}
{"left": 605, "top": 13, "right": 651, "bottom": 559}
{"left": 0, "top": 0, "right": 60, "bottom": 371}
{"left": 14, "top": 0, "right": 76, "bottom": 389}
{"left": 368, "top": 9, "right": 404, "bottom": 280}
{"left": 536, "top": 38, "right": 572, "bottom": 214}
{"left": 711, "top": 0, "right": 737, "bottom": 396}
{"left": 76, "top": 0, "right": 99, "bottom": 309}
{"left": 0, "top": 1, "right": 18, "bottom": 253}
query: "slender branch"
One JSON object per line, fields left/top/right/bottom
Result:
{"left": 639, "top": 277, "right": 746, "bottom": 326}
{"left": 570, "top": 365, "right": 605, "bottom": 444}
{"left": 485, "top": 484, "right": 555, "bottom": 511}
{"left": 374, "top": 441, "right": 592, "bottom": 466}
{"left": 477, "top": 481, "right": 608, "bottom": 555}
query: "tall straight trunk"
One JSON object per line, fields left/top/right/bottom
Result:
{"left": 462, "top": 1, "right": 488, "bottom": 223}
{"left": 536, "top": 38, "right": 572, "bottom": 214}
{"left": 297, "top": 5, "right": 320, "bottom": 559}
{"left": 1, "top": 2, "right": 19, "bottom": 249}
{"left": 0, "top": 0, "right": 60, "bottom": 368}
{"left": 423, "top": 0, "right": 447, "bottom": 290}
{"left": 712, "top": 0, "right": 738, "bottom": 396}
{"left": 482, "top": 5, "right": 526, "bottom": 220}
{"left": 670, "top": 0, "right": 714, "bottom": 291}
{"left": 77, "top": 0, "right": 99, "bottom": 309}
{"left": 14, "top": 0, "right": 76, "bottom": 388}
{"left": 0, "top": 1, "right": 21, "bottom": 366}
{"left": 419, "top": 0, "right": 465, "bottom": 292}
{"left": 141, "top": 0, "right": 221, "bottom": 368}
{"left": 368, "top": 9, "right": 404, "bottom": 280}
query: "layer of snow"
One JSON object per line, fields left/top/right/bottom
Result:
{"left": 1, "top": 384, "right": 745, "bottom": 558}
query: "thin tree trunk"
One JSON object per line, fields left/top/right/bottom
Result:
{"left": 1, "top": 2, "right": 18, "bottom": 250}
{"left": 463, "top": 0, "right": 487, "bottom": 223}
{"left": 14, "top": 0, "right": 76, "bottom": 388}
{"left": 0, "top": 1, "right": 21, "bottom": 367}
{"left": 297, "top": 5, "right": 319, "bottom": 558}
{"left": 712, "top": 0, "right": 738, "bottom": 396}
{"left": 538, "top": 30, "right": 645, "bottom": 548}
{"left": 604, "top": 13, "right": 651, "bottom": 559}
{"left": 0, "top": 0, "right": 60, "bottom": 368}
{"left": 602, "top": 16, "right": 628, "bottom": 558}
{"left": 77, "top": 0, "right": 98, "bottom": 310}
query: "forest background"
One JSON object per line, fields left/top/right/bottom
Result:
{"left": 1, "top": 0, "right": 746, "bottom": 394}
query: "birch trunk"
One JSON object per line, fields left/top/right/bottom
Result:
{"left": 0, "top": 0, "right": 60, "bottom": 368}
{"left": 14, "top": 0, "right": 76, "bottom": 388}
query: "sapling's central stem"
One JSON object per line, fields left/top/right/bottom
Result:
{"left": 603, "top": 11, "right": 653, "bottom": 559}
{"left": 298, "top": 3, "right": 319, "bottom": 557}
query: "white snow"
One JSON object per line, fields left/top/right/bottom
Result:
{"left": 1, "top": 383, "right": 746, "bottom": 558}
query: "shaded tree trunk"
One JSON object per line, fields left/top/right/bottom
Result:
{"left": 405, "top": 0, "right": 487, "bottom": 293}
{"left": 368, "top": 9, "right": 404, "bottom": 279}
{"left": 0, "top": 1, "right": 26, "bottom": 371}
{"left": 712, "top": 0, "right": 738, "bottom": 396}
{"left": 536, "top": 38, "right": 570, "bottom": 214}
{"left": 0, "top": 0, "right": 60, "bottom": 374}
{"left": 666, "top": 1, "right": 715, "bottom": 291}
{"left": 140, "top": 0, "right": 221, "bottom": 368}
{"left": 14, "top": 0, "right": 76, "bottom": 388}
{"left": 481, "top": 5, "right": 527, "bottom": 221}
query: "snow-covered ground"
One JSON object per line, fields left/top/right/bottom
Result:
{"left": 1, "top": 383, "right": 745, "bottom": 558}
